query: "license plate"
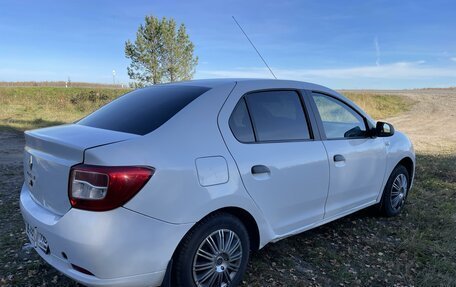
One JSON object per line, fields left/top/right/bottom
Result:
{"left": 25, "top": 221, "right": 49, "bottom": 254}
{"left": 37, "top": 233, "right": 49, "bottom": 254}
{"left": 25, "top": 221, "right": 37, "bottom": 243}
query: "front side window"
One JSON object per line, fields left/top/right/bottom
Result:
{"left": 244, "top": 90, "right": 311, "bottom": 142}
{"left": 311, "top": 93, "right": 367, "bottom": 139}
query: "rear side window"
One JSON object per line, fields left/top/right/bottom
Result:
{"left": 246, "top": 91, "right": 310, "bottom": 142}
{"left": 229, "top": 98, "right": 255, "bottom": 143}
{"left": 78, "top": 85, "right": 210, "bottom": 135}
{"left": 230, "top": 90, "right": 311, "bottom": 142}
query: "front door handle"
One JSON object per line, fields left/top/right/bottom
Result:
{"left": 251, "top": 165, "right": 270, "bottom": 175}
{"left": 333, "top": 154, "right": 346, "bottom": 162}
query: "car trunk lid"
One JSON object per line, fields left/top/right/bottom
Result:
{"left": 24, "top": 124, "right": 139, "bottom": 215}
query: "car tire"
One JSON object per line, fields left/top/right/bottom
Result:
{"left": 172, "top": 212, "right": 250, "bottom": 287}
{"left": 379, "top": 165, "right": 410, "bottom": 217}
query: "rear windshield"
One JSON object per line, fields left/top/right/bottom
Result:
{"left": 77, "top": 85, "right": 210, "bottom": 135}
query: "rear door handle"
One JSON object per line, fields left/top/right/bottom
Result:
{"left": 251, "top": 165, "right": 270, "bottom": 175}
{"left": 333, "top": 154, "right": 345, "bottom": 162}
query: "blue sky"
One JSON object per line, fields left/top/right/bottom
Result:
{"left": 1, "top": 0, "right": 455, "bottom": 89}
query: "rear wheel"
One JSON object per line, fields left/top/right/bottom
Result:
{"left": 380, "top": 165, "right": 410, "bottom": 217}
{"left": 172, "top": 213, "right": 250, "bottom": 287}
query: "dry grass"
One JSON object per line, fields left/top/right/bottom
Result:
{"left": 0, "top": 87, "right": 130, "bottom": 131}
{"left": 342, "top": 92, "right": 414, "bottom": 120}
{"left": 0, "top": 81, "right": 124, "bottom": 88}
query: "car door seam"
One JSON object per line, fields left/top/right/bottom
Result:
{"left": 320, "top": 140, "right": 332, "bottom": 219}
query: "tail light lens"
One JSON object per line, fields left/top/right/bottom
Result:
{"left": 69, "top": 164, "right": 154, "bottom": 211}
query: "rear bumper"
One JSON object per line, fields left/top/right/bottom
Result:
{"left": 20, "top": 184, "right": 193, "bottom": 287}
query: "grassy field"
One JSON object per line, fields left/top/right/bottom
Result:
{"left": 341, "top": 92, "right": 413, "bottom": 120}
{"left": 0, "top": 81, "right": 125, "bottom": 88}
{"left": 1, "top": 87, "right": 455, "bottom": 286}
{"left": 0, "top": 87, "right": 129, "bottom": 131}
{"left": 244, "top": 151, "right": 456, "bottom": 286}
{"left": 0, "top": 86, "right": 410, "bottom": 131}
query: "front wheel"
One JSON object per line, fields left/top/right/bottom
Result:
{"left": 172, "top": 213, "right": 250, "bottom": 287}
{"left": 379, "top": 165, "right": 410, "bottom": 217}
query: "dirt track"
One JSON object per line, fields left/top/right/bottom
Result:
{"left": 375, "top": 88, "right": 456, "bottom": 153}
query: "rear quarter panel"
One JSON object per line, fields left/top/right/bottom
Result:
{"left": 83, "top": 82, "right": 275, "bottom": 247}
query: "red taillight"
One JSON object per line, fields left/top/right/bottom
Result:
{"left": 69, "top": 164, "right": 154, "bottom": 211}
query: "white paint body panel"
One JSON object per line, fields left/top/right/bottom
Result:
{"left": 322, "top": 137, "right": 387, "bottom": 218}
{"left": 19, "top": 79, "right": 415, "bottom": 286}
{"left": 217, "top": 81, "right": 330, "bottom": 236}
{"left": 20, "top": 183, "right": 191, "bottom": 287}
{"left": 23, "top": 125, "right": 138, "bottom": 215}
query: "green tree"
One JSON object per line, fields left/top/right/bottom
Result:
{"left": 125, "top": 16, "right": 198, "bottom": 86}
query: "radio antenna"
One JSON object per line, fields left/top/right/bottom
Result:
{"left": 232, "top": 16, "right": 277, "bottom": 79}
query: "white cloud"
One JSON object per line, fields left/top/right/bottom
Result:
{"left": 451, "top": 57, "right": 456, "bottom": 62}
{"left": 374, "top": 36, "right": 380, "bottom": 66}
{"left": 197, "top": 61, "right": 456, "bottom": 81}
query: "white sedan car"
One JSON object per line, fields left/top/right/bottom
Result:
{"left": 20, "top": 79, "right": 415, "bottom": 287}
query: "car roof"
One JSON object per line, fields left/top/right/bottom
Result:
{"left": 147, "top": 78, "right": 376, "bottom": 125}
{"left": 170, "top": 78, "right": 346, "bottom": 98}
{"left": 169, "top": 78, "right": 329, "bottom": 90}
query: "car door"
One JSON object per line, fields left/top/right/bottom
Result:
{"left": 219, "top": 86, "right": 330, "bottom": 236}
{"left": 308, "top": 91, "right": 387, "bottom": 219}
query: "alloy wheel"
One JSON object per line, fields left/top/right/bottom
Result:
{"left": 390, "top": 173, "right": 408, "bottom": 211}
{"left": 192, "top": 229, "right": 243, "bottom": 287}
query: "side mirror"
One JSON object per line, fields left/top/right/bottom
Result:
{"left": 375, "top": 121, "right": 395, "bottom": 137}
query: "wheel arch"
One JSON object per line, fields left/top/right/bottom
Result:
{"left": 170, "top": 206, "right": 261, "bottom": 261}
{"left": 397, "top": 156, "right": 414, "bottom": 187}
{"left": 164, "top": 207, "right": 261, "bottom": 286}
{"left": 213, "top": 206, "right": 261, "bottom": 252}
